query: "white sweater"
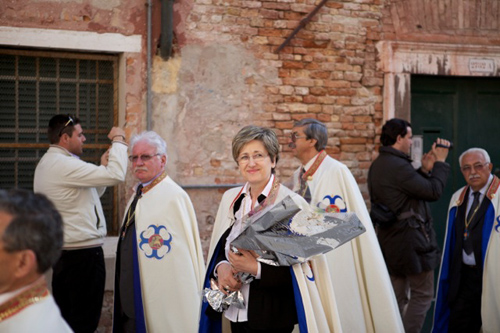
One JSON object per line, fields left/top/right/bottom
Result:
{"left": 34, "top": 143, "right": 128, "bottom": 249}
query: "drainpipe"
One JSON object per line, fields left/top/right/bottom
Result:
{"left": 160, "top": 0, "right": 174, "bottom": 60}
{"left": 146, "top": 0, "right": 153, "bottom": 130}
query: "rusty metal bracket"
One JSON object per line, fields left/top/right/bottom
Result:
{"left": 275, "top": 0, "right": 329, "bottom": 54}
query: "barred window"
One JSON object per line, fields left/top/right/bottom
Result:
{"left": 0, "top": 49, "right": 120, "bottom": 234}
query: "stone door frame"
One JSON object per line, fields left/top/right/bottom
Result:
{"left": 377, "top": 41, "right": 500, "bottom": 121}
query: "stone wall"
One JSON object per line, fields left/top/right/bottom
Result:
{"left": 152, "top": 0, "right": 385, "bottom": 253}
{"left": 3, "top": 1, "right": 500, "bottom": 330}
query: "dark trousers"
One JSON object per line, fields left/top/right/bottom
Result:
{"left": 52, "top": 246, "right": 106, "bottom": 333}
{"left": 230, "top": 321, "right": 294, "bottom": 333}
{"left": 390, "top": 270, "right": 434, "bottom": 333}
{"left": 449, "top": 265, "right": 482, "bottom": 333}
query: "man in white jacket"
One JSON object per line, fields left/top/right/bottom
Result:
{"left": 34, "top": 114, "right": 128, "bottom": 333}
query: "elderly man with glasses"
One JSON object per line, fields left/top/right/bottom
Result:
{"left": 113, "top": 131, "right": 204, "bottom": 333}
{"left": 433, "top": 148, "right": 500, "bottom": 333}
{"left": 288, "top": 118, "right": 403, "bottom": 332}
{"left": 34, "top": 114, "right": 128, "bottom": 333}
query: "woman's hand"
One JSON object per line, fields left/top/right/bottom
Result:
{"left": 228, "top": 248, "right": 259, "bottom": 276}
{"left": 216, "top": 263, "right": 241, "bottom": 295}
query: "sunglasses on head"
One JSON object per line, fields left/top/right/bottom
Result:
{"left": 58, "top": 115, "right": 74, "bottom": 137}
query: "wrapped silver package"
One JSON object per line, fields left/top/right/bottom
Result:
{"left": 231, "top": 195, "right": 365, "bottom": 266}
{"left": 203, "top": 195, "right": 365, "bottom": 312}
{"left": 202, "top": 279, "right": 245, "bottom": 312}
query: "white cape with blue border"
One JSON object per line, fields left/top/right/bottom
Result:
{"left": 292, "top": 155, "right": 403, "bottom": 332}
{"left": 123, "top": 176, "right": 205, "bottom": 332}
{"left": 433, "top": 178, "right": 500, "bottom": 333}
{"left": 200, "top": 184, "right": 342, "bottom": 332}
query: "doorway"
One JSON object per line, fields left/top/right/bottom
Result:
{"left": 411, "top": 74, "right": 500, "bottom": 331}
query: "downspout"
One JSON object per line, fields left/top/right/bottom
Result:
{"left": 160, "top": 0, "right": 174, "bottom": 60}
{"left": 146, "top": 0, "right": 153, "bottom": 130}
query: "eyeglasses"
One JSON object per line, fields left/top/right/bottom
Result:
{"left": 460, "top": 162, "right": 489, "bottom": 173}
{"left": 128, "top": 154, "right": 161, "bottom": 163}
{"left": 237, "top": 153, "right": 268, "bottom": 164}
{"left": 290, "top": 132, "right": 307, "bottom": 143}
{"left": 58, "top": 115, "right": 74, "bottom": 137}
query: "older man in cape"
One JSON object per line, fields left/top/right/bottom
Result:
{"left": 114, "top": 131, "right": 204, "bottom": 333}
{"left": 433, "top": 148, "right": 500, "bottom": 333}
{"left": 0, "top": 189, "right": 72, "bottom": 332}
{"left": 288, "top": 118, "right": 403, "bottom": 332}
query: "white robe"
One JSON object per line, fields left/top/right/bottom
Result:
{"left": 122, "top": 175, "right": 205, "bottom": 333}
{"left": 0, "top": 278, "right": 72, "bottom": 333}
{"left": 205, "top": 184, "right": 343, "bottom": 332}
{"left": 433, "top": 176, "right": 500, "bottom": 333}
{"left": 292, "top": 154, "right": 403, "bottom": 332}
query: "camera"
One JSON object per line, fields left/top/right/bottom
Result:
{"left": 435, "top": 141, "right": 453, "bottom": 150}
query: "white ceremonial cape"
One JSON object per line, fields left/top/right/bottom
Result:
{"left": 433, "top": 176, "right": 500, "bottom": 333}
{"left": 292, "top": 154, "right": 403, "bottom": 332}
{"left": 0, "top": 278, "right": 72, "bottom": 332}
{"left": 122, "top": 175, "right": 205, "bottom": 333}
{"left": 201, "top": 184, "right": 342, "bottom": 333}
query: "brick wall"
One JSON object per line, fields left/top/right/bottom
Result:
{"left": 153, "top": 1, "right": 385, "bottom": 244}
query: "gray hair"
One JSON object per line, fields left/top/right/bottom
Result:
{"left": 130, "top": 131, "right": 168, "bottom": 157}
{"left": 293, "top": 118, "right": 328, "bottom": 151}
{"left": 232, "top": 125, "right": 280, "bottom": 170}
{"left": 0, "top": 189, "right": 63, "bottom": 274}
{"left": 459, "top": 148, "right": 491, "bottom": 167}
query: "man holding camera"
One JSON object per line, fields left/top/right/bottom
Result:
{"left": 368, "top": 118, "right": 451, "bottom": 333}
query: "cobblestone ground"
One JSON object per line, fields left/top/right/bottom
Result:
{"left": 96, "top": 291, "right": 113, "bottom": 333}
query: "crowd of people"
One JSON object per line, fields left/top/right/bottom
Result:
{"left": 0, "top": 114, "right": 498, "bottom": 333}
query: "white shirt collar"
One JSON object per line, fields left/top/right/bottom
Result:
{"left": 241, "top": 174, "right": 274, "bottom": 201}
{"left": 469, "top": 174, "right": 494, "bottom": 198}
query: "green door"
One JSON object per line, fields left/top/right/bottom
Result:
{"left": 411, "top": 74, "right": 500, "bottom": 332}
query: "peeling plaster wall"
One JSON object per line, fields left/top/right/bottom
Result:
{"left": 0, "top": 0, "right": 146, "bottom": 35}
{"left": 150, "top": 43, "right": 278, "bottom": 251}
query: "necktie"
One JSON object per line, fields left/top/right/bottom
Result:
{"left": 118, "top": 184, "right": 143, "bottom": 317}
{"left": 464, "top": 191, "right": 480, "bottom": 254}
{"left": 120, "top": 184, "right": 143, "bottom": 239}
{"left": 298, "top": 168, "right": 311, "bottom": 204}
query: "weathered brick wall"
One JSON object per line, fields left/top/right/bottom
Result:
{"left": 4, "top": 0, "right": 500, "bottom": 332}
{"left": 153, "top": 0, "right": 384, "bottom": 252}
{"left": 0, "top": 0, "right": 147, "bottom": 35}
{"left": 382, "top": 0, "right": 500, "bottom": 44}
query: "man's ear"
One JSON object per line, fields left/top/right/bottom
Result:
{"left": 58, "top": 133, "right": 69, "bottom": 145}
{"left": 12, "top": 249, "right": 38, "bottom": 279}
{"left": 309, "top": 138, "right": 318, "bottom": 148}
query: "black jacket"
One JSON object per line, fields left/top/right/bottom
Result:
{"left": 205, "top": 227, "right": 297, "bottom": 330}
{"left": 368, "top": 146, "right": 450, "bottom": 276}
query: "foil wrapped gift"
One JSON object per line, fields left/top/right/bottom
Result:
{"left": 231, "top": 195, "right": 365, "bottom": 266}
{"left": 203, "top": 195, "right": 365, "bottom": 312}
{"left": 202, "top": 279, "right": 245, "bottom": 313}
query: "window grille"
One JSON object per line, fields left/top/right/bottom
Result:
{"left": 0, "top": 49, "right": 120, "bottom": 234}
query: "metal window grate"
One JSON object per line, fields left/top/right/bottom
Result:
{"left": 0, "top": 49, "right": 120, "bottom": 234}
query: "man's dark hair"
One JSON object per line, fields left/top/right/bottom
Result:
{"left": 293, "top": 118, "right": 328, "bottom": 151}
{"left": 48, "top": 114, "right": 81, "bottom": 144}
{"left": 380, "top": 118, "right": 411, "bottom": 147}
{"left": 0, "top": 189, "right": 64, "bottom": 273}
